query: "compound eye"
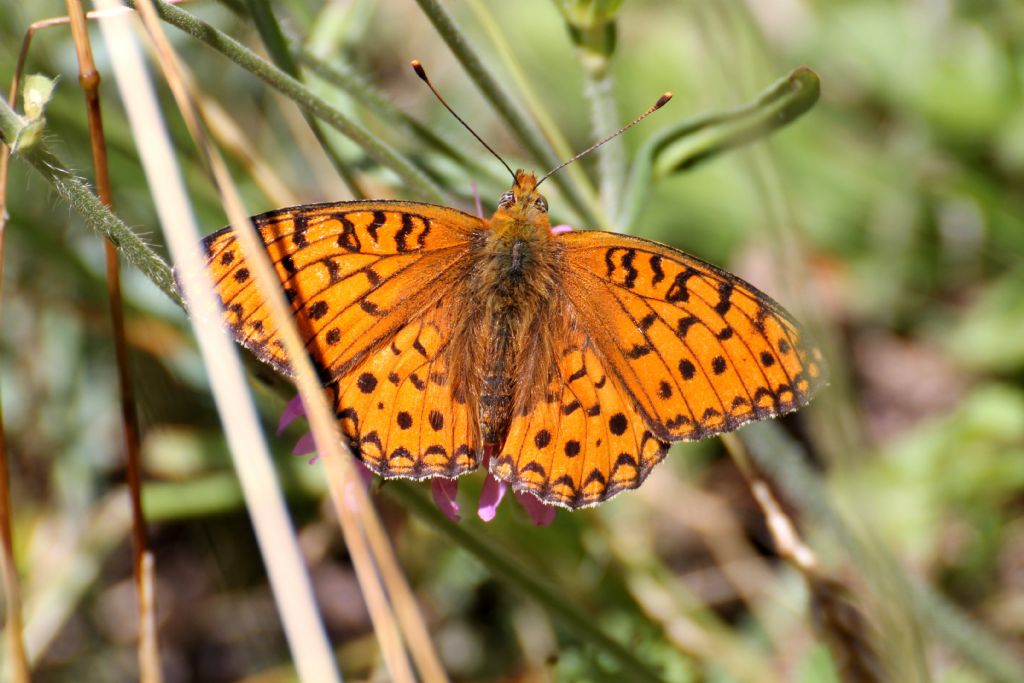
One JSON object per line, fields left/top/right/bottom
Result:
{"left": 535, "top": 195, "right": 548, "bottom": 213}
{"left": 498, "top": 190, "right": 515, "bottom": 207}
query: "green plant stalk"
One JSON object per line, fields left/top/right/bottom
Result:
{"left": 136, "top": 0, "right": 445, "bottom": 203}
{"left": 463, "top": 0, "right": 605, "bottom": 227}
{"left": 618, "top": 66, "right": 820, "bottom": 233}
{"left": 0, "top": 98, "right": 179, "bottom": 305}
{"left": 555, "top": 3, "right": 624, "bottom": 223}
{"left": 741, "top": 422, "right": 1024, "bottom": 683}
{"left": 243, "top": 0, "right": 367, "bottom": 199}
{"left": 584, "top": 68, "right": 624, "bottom": 226}
{"left": 385, "top": 481, "right": 668, "bottom": 683}
{"left": 413, "top": 0, "right": 602, "bottom": 228}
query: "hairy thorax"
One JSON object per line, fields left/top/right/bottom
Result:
{"left": 450, "top": 206, "right": 565, "bottom": 448}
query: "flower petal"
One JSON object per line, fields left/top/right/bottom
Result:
{"left": 550, "top": 224, "right": 574, "bottom": 235}
{"left": 278, "top": 395, "right": 306, "bottom": 434}
{"left": 431, "top": 478, "right": 461, "bottom": 522}
{"left": 291, "top": 432, "right": 316, "bottom": 456}
{"left": 477, "top": 474, "right": 508, "bottom": 522}
{"left": 515, "top": 491, "right": 557, "bottom": 527}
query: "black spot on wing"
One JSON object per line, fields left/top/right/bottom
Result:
{"left": 715, "top": 281, "right": 734, "bottom": 315}
{"left": 665, "top": 267, "right": 697, "bottom": 303}
{"left": 357, "top": 373, "right": 377, "bottom": 393}
{"left": 650, "top": 254, "right": 664, "bottom": 285}
{"left": 621, "top": 249, "right": 638, "bottom": 288}
{"left": 335, "top": 213, "right": 360, "bottom": 251}
{"left": 677, "top": 316, "right": 699, "bottom": 339}
{"left": 308, "top": 300, "right": 329, "bottom": 320}
{"left": 292, "top": 214, "right": 309, "bottom": 247}
{"left": 367, "top": 211, "right": 386, "bottom": 243}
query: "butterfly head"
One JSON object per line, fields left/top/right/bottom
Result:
{"left": 492, "top": 170, "right": 550, "bottom": 233}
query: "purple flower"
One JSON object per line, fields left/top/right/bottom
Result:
{"left": 279, "top": 395, "right": 556, "bottom": 527}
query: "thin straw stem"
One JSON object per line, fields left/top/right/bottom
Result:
{"left": 130, "top": 2, "right": 446, "bottom": 680}
{"left": 93, "top": 3, "right": 344, "bottom": 680}
{"left": 0, "top": 396, "right": 29, "bottom": 683}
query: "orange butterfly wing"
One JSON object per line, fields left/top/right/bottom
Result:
{"left": 492, "top": 231, "right": 824, "bottom": 509}
{"left": 201, "top": 201, "right": 479, "bottom": 381}
{"left": 200, "top": 197, "right": 824, "bottom": 503}
{"left": 493, "top": 324, "right": 670, "bottom": 508}
{"left": 561, "top": 231, "right": 825, "bottom": 441}
{"left": 201, "top": 201, "right": 484, "bottom": 478}
{"left": 327, "top": 298, "right": 479, "bottom": 479}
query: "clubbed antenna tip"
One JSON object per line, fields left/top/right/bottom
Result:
{"left": 537, "top": 91, "right": 674, "bottom": 187}
{"left": 411, "top": 59, "right": 516, "bottom": 182}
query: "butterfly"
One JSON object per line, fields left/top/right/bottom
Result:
{"left": 199, "top": 164, "right": 825, "bottom": 510}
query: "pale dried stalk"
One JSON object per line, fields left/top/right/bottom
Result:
{"left": 199, "top": 94, "right": 300, "bottom": 208}
{"left": 127, "top": 1, "right": 411, "bottom": 677}
{"left": 92, "top": 3, "right": 343, "bottom": 680}
{"left": 138, "top": 553, "right": 162, "bottom": 683}
{"left": 357, "top": 491, "right": 450, "bottom": 682}
{"left": 127, "top": 1, "right": 447, "bottom": 680}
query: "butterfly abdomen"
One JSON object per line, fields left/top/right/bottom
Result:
{"left": 461, "top": 228, "right": 564, "bottom": 448}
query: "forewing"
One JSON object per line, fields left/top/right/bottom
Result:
{"left": 199, "top": 201, "right": 481, "bottom": 381}
{"left": 560, "top": 231, "right": 825, "bottom": 441}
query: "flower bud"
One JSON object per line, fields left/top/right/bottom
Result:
{"left": 552, "top": 0, "right": 625, "bottom": 75}
{"left": 13, "top": 74, "right": 58, "bottom": 152}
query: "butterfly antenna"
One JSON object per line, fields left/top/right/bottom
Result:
{"left": 412, "top": 60, "right": 516, "bottom": 182}
{"left": 536, "top": 92, "right": 673, "bottom": 188}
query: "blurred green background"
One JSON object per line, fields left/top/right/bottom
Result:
{"left": 1, "top": 0, "right": 1023, "bottom": 681}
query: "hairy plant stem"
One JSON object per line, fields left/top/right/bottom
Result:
{"left": 0, "top": 98, "right": 178, "bottom": 305}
